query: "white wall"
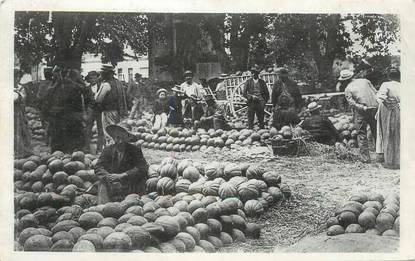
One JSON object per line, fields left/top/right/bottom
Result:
{"left": 81, "top": 53, "right": 149, "bottom": 82}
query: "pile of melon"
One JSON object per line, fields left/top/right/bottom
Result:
{"left": 328, "top": 113, "right": 358, "bottom": 147}
{"left": 14, "top": 151, "right": 99, "bottom": 212}
{"left": 25, "top": 107, "right": 46, "bottom": 142}
{"left": 145, "top": 158, "right": 291, "bottom": 218}
{"left": 326, "top": 192, "right": 399, "bottom": 237}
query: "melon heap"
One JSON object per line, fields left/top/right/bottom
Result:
{"left": 14, "top": 153, "right": 294, "bottom": 252}
{"left": 326, "top": 192, "right": 399, "bottom": 237}
{"left": 328, "top": 113, "right": 358, "bottom": 148}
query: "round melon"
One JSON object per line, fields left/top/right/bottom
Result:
{"left": 198, "top": 239, "right": 215, "bottom": 252}
{"left": 238, "top": 182, "right": 259, "bottom": 202}
{"left": 244, "top": 223, "right": 261, "bottom": 239}
{"left": 231, "top": 228, "right": 246, "bottom": 242}
{"left": 204, "top": 162, "right": 223, "bottom": 180}
{"left": 182, "top": 166, "right": 200, "bottom": 182}
{"left": 175, "top": 232, "right": 196, "bottom": 251}
{"left": 123, "top": 226, "right": 150, "bottom": 249}
{"left": 185, "top": 226, "right": 201, "bottom": 243}
{"left": 244, "top": 199, "right": 264, "bottom": 217}
{"left": 338, "top": 211, "right": 357, "bottom": 227}
{"left": 72, "top": 240, "right": 95, "bottom": 252}
{"left": 175, "top": 179, "right": 191, "bottom": 193}
{"left": 160, "top": 163, "right": 178, "bottom": 179}
{"left": 327, "top": 225, "right": 345, "bottom": 236}
{"left": 358, "top": 211, "right": 376, "bottom": 229}
{"left": 192, "top": 208, "right": 208, "bottom": 223}
{"left": 78, "top": 233, "right": 104, "bottom": 250}
{"left": 219, "top": 232, "right": 233, "bottom": 246}
{"left": 345, "top": 223, "right": 364, "bottom": 233}
{"left": 223, "top": 163, "right": 242, "bottom": 179}
{"left": 23, "top": 234, "right": 52, "bottom": 251}
{"left": 103, "top": 232, "right": 132, "bottom": 252}
{"left": 382, "top": 229, "right": 399, "bottom": 237}
{"left": 218, "top": 182, "right": 238, "bottom": 199}
{"left": 154, "top": 216, "right": 180, "bottom": 239}
{"left": 194, "top": 223, "right": 209, "bottom": 239}
{"left": 102, "top": 202, "right": 124, "bottom": 219}
{"left": 157, "top": 177, "right": 176, "bottom": 195}
{"left": 207, "top": 218, "right": 222, "bottom": 235}
{"left": 245, "top": 165, "right": 265, "bottom": 179}
{"left": 376, "top": 212, "right": 395, "bottom": 233}
{"left": 78, "top": 212, "right": 104, "bottom": 230}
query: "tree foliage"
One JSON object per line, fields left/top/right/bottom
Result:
{"left": 15, "top": 11, "right": 149, "bottom": 71}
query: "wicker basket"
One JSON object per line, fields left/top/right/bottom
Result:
{"left": 271, "top": 137, "right": 310, "bottom": 156}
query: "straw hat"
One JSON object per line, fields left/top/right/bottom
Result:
{"left": 105, "top": 125, "right": 138, "bottom": 142}
{"left": 338, "top": 69, "right": 354, "bottom": 81}
{"left": 156, "top": 88, "right": 167, "bottom": 96}
{"left": 306, "top": 102, "right": 322, "bottom": 112}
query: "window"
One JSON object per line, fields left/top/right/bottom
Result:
{"left": 128, "top": 68, "right": 133, "bottom": 82}
{"left": 117, "top": 68, "right": 123, "bottom": 81}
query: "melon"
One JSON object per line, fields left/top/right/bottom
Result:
{"left": 244, "top": 200, "right": 264, "bottom": 217}
{"left": 68, "top": 227, "right": 86, "bottom": 241}
{"left": 194, "top": 223, "right": 209, "bottom": 239}
{"left": 231, "top": 228, "right": 246, "bottom": 242}
{"left": 185, "top": 226, "right": 201, "bottom": 243}
{"left": 78, "top": 233, "right": 104, "bottom": 250}
{"left": 154, "top": 216, "right": 180, "bottom": 239}
{"left": 175, "top": 232, "right": 196, "bottom": 251}
{"left": 198, "top": 239, "right": 215, "bottom": 252}
{"left": 218, "top": 182, "right": 238, "bottom": 199}
{"left": 23, "top": 234, "right": 52, "bottom": 251}
{"left": 365, "top": 228, "right": 381, "bottom": 235}
{"left": 327, "top": 225, "right": 345, "bottom": 236}
{"left": 262, "top": 171, "right": 281, "bottom": 187}
{"left": 175, "top": 179, "right": 191, "bottom": 193}
{"left": 326, "top": 216, "right": 340, "bottom": 228}
{"left": 338, "top": 211, "right": 357, "bottom": 227}
{"left": 160, "top": 163, "right": 178, "bottom": 179}
{"left": 223, "top": 163, "right": 242, "bottom": 179}
{"left": 206, "top": 235, "right": 223, "bottom": 248}
{"left": 72, "top": 240, "right": 96, "bottom": 252}
{"left": 382, "top": 229, "right": 399, "bottom": 237}
{"left": 244, "top": 223, "right": 261, "bottom": 239}
{"left": 268, "top": 187, "right": 283, "bottom": 202}
{"left": 103, "top": 232, "right": 132, "bottom": 252}
{"left": 157, "top": 177, "right": 175, "bottom": 195}
{"left": 357, "top": 211, "right": 376, "bottom": 229}
{"left": 102, "top": 202, "right": 123, "bottom": 219}
{"left": 219, "top": 232, "right": 233, "bottom": 246}
{"left": 204, "top": 162, "right": 223, "bottom": 180}
{"left": 345, "top": 223, "right": 364, "bottom": 233}
{"left": 238, "top": 182, "right": 259, "bottom": 202}
{"left": 123, "top": 226, "right": 150, "bottom": 249}
{"left": 182, "top": 166, "right": 200, "bottom": 182}
{"left": 376, "top": 212, "right": 395, "bottom": 233}
{"left": 246, "top": 166, "right": 265, "bottom": 179}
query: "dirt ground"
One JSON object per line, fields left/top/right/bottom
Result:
{"left": 142, "top": 144, "right": 400, "bottom": 252}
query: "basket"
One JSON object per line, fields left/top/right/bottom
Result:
{"left": 271, "top": 137, "right": 310, "bottom": 156}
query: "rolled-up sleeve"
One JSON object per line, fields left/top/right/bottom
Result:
{"left": 345, "top": 88, "right": 365, "bottom": 111}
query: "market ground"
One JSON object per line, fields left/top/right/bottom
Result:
{"left": 142, "top": 144, "right": 400, "bottom": 252}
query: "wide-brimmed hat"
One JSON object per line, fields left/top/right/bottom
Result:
{"left": 183, "top": 70, "right": 193, "bottom": 77}
{"left": 306, "top": 102, "right": 322, "bottom": 112}
{"left": 275, "top": 67, "right": 289, "bottom": 76}
{"left": 87, "top": 71, "right": 100, "bottom": 77}
{"left": 156, "top": 88, "right": 167, "bottom": 96}
{"left": 105, "top": 125, "right": 138, "bottom": 142}
{"left": 338, "top": 69, "right": 354, "bottom": 81}
{"left": 134, "top": 73, "right": 142, "bottom": 78}
{"left": 101, "top": 65, "right": 115, "bottom": 74}
{"left": 218, "top": 73, "right": 228, "bottom": 80}
{"left": 250, "top": 65, "right": 260, "bottom": 73}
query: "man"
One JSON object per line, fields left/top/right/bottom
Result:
{"left": 339, "top": 69, "right": 378, "bottom": 163}
{"left": 36, "top": 67, "right": 53, "bottom": 145}
{"left": 94, "top": 125, "right": 149, "bottom": 203}
{"left": 84, "top": 71, "right": 105, "bottom": 153}
{"left": 14, "top": 68, "right": 32, "bottom": 158}
{"left": 95, "top": 65, "right": 128, "bottom": 145}
{"left": 179, "top": 70, "right": 205, "bottom": 121}
{"left": 242, "top": 65, "right": 270, "bottom": 129}
{"left": 200, "top": 94, "right": 229, "bottom": 130}
{"left": 167, "top": 86, "right": 185, "bottom": 127}
{"left": 272, "top": 95, "right": 301, "bottom": 130}
{"left": 215, "top": 73, "right": 228, "bottom": 100}
{"left": 301, "top": 102, "right": 340, "bottom": 145}
{"left": 43, "top": 67, "right": 90, "bottom": 153}
{"left": 271, "top": 67, "right": 302, "bottom": 112}
{"left": 127, "top": 73, "right": 144, "bottom": 119}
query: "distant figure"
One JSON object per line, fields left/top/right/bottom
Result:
{"left": 127, "top": 73, "right": 145, "bottom": 119}
{"left": 167, "top": 87, "right": 185, "bottom": 126}
{"left": 215, "top": 73, "right": 228, "bottom": 100}
{"left": 36, "top": 67, "right": 53, "bottom": 145}
{"left": 200, "top": 94, "right": 229, "bottom": 130}
{"left": 376, "top": 67, "right": 400, "bottom": 169}
{"left": 14, "top": 68, "right": 32, "bottom": 158}
{"left": 84, "top": 71, "right": 105, "bottom": 153}
{"left": 301, "top": 102, "right": 341, "bottom": 145}
{"left": 339, "top": 69, "right": 378, "bottom": 163}
{"left": 243, "top": 65, "right": 269, "bottom": 129}
{"left": 272, "top": 96, "right": 301, "bottom": 130}
{"left": 43, "top": 68, "right": 91, "bottom": 153}
{"left": 272, "top": 67, "right": 302, "bottom": 112}
{"left": 179, "top": 70, "right": 205, "bottom": 121}
{"left": 152, "top": 88, "right": 169, "bottom": 129}
{"left": 94, "top": 125, "right": 149, "bottom": 203}
{"left": 95, "top": 65, "right": 128, "bottom": 146}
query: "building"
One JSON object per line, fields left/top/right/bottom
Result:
{"left": 81, "top": 53, "right": 149, "bottom": 82}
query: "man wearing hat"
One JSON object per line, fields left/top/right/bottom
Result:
{"left": 242, "top": 65, "right": 270, "bottom": 129}
{"left": 338, "top": 69, "right": 378, "bottom": 163}
{"left": 300, "top": 102, "right": 340, "bottom": 145}
{"left": 214, "top": 73, "right": 228, "bottom": 100}
{"left": 94, "top": 125, "right": 149, "bottom": 203}
{"left": 152, "top": 88, "right": 169, "bottom": 129}
{"left": 84, "top": 70, "right": 105, "bottom": 153}
{"left": 127, "top": 73, "right": 146, "bottom": 119}
{"left": 199, "top": 94, "right": 229, "bottom": 130}
{"left": 179, "top": 70, "right": 206, "bottom": 121}
{"left": 95, "top": 65, "right": 128, "bottom": 146}
{"left": 271, "top": 67, "right": 302, "bottom": 112}
{"left": 167, "top": 86, "right": 185, "bottom": 126}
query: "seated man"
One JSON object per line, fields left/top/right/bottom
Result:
{"left": 94, "top": 125, "right": 149, "bottom": 203}
{"left": 152, "top": 88, "right": 169, "bottom": 129}
{"left": 301, "top": 102, "right": 341, "bottom": 145}
{"left": 272, "top": 95, "right": 301, "bottom": 130}
{"left": 200, "top": 94, "right": 229, "bottom": 130}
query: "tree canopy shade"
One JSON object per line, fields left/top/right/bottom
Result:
{"left": 15, "top": 11, "right": 149, "bottom": 71}
{"left": 15, "top": 12, "right": 399, "bottom": 85}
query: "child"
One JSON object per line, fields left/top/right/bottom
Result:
{"left": 152, "top": 89, "right": 169, "bottom": 129}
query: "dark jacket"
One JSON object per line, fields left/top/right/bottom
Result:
{"left": 302, "top": 114, "right": 340, "bottom": 145}
{"left": 272, "top": 108, "right": 301, "bottom": 130}
{"left": 272, "top": 78, "right": 302, "bottom": 110}
{"left": 243, "top": 78, "right": 270, "bottom": 103}
{"left": 153, "top": 99, "right": 169, "bottom": 115}
{"left": 94, "top": 142, "right": 149, "bottom": 200}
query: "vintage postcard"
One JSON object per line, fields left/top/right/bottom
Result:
{"left": 1, "top": 0, "right": 414, "bottom": 260}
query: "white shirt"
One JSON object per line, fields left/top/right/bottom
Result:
{"left": 95, "top": 82, "right": 111, "bottom": 104}
{"left": 179, "top": 81, "right": 205, "bottom": 99}
{"left": 91, "top": 83, "right": 99, "bottom": 100}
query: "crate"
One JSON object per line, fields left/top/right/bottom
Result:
{"left": 271, "top": 138, "right": 309, "bottom": 156}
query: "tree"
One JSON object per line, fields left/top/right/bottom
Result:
{"left": 15, "top": 11, "right": 149, "bottom": 71}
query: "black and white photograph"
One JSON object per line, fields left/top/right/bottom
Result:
{"left": 2, "top": 0, "right": 415, "bottom": 258}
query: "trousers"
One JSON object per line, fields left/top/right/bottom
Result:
{"left": 354, "top": 108, "right": 377, "bottom": 161}
{"left": 247, "top": 100, "right": 266, "bottom": 129}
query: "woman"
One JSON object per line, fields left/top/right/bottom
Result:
{"left": 152, "top": 88, "right": 169, "bottom": 129}
{"left": 167, "top": 87, "right": 185, "bottom": 127}
{"left": 376, "top": 67, "right": 400, "bottom": 169}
